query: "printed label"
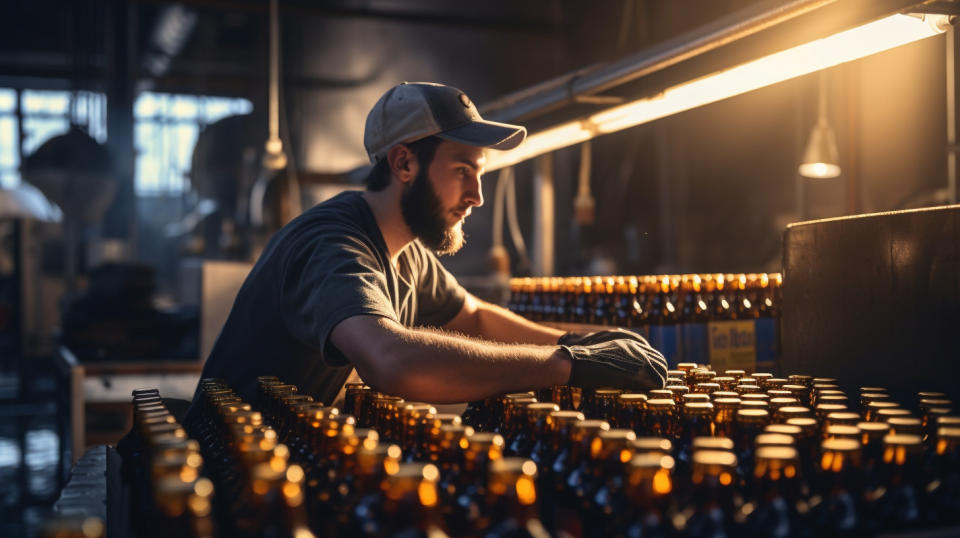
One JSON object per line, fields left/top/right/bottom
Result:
{"left": 707, "top": 320, "right": 756, "bottom": 372}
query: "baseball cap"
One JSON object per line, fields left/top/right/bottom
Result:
{"left": 364, "top": 82, "right": 526, "bottom": 163}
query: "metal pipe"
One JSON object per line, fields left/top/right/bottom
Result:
{"left": 482, "top": 0, "right": 838, "bottom": 122}
{"left": 947, "top": 26, "right": 958, "bottom": 204}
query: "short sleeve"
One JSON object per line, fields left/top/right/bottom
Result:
{"left": 410, "top": 243, "right": 467, "bottom": 327}
{"left": 279, "top": 224, "right": 398, "bottom": 367}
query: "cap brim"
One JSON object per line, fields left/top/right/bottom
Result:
{"left": 436, "top": 120, "right": 526, "bottom": 151}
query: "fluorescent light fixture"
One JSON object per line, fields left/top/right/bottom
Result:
{"left": 486, "top": 13, "right": 950, "bottom": 171}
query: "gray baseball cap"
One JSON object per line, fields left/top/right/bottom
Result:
{"left": 364, "top": 82, "right": 526, "bottom": 163}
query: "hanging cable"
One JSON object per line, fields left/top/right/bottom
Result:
{"left": 574, "top": 140, "right": 595, "bottom": 225}
{"left": 504, "top": 166, "right": 531, "bottom": 273}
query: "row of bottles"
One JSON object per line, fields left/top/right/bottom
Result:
{"left": 507, "top": 273, "right": 781, "bottom": 369}
{"left": 125, "top": 365, "right": 960, "bottom": 537}
{"left": 187, "top": 379, "right": 315, "bottom": 538}
{"left": 507, "top": 273, "right": 781, "bottom": 326}
{"left": 125, "top": 388, "right": 215, "bottom": 538}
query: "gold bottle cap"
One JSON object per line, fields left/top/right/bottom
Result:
{"left": 646, "top": 398, "right": 676, "bottom": 412}
{"left": 887, "top": 417, "right": 923, "bottom": 436}
{"left": 692, "top": 436, "right": 734, "bottom": 452}
{"left": 756, "top": 433, "right": 796, "bottom": 447}
{"left": 825, "top": 412, "right": 861, "bottom": 426}
{"left": 754, "top": 446, "right": 800, "bottom": 479}
{"left": 736, "top": 408, "right": 770, "bottom": 423}
{"left": 619, "top": 393, "right": 648, "bottom": 406}
{"left": 434, "top": 413, "right": 462, "bottom": 426}
{"left": 765, "top": 424, "right": 801, "bottom": 437}
{"left": 683, "top": 402, "right": 714, "bottom": 416}
{"left": 591, "top": 429, "right": 636, "bottom": 461}
{"left": 632, "top": 437, "right": 672, "bottom": 454}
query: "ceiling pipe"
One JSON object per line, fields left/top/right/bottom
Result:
{"left": 480, "top": 0, "right": 930, "bottom": 125}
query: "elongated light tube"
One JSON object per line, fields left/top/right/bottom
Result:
{"left": 486, "top": 13, "right": 949, "bottom": 171}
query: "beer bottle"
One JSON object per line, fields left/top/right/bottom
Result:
{"left": 581, "top": 389, "right": 621, "bottom": 422}
{"left": 677, "top": 402, "right": 716, "bottom": 474}
{"left": 556, "top": 278, "right": 575, "bottom": 323}
{"left": 675, "top": 450, "right": 741, "bottom": 537}
{"left": 511, "top": 403, "right": 559, "bottom": 458}
{"left": 741, "top": 446, "right": 804, "bottom": 538}
{"left": 680, "top": 275, "right": 710, "bottom": 365}
{"left": 400, "top": 403, "right": 437, "bottom": 460}
{"left": 734, "top": 409, "right": 769, "bottom": 487}
{"left": 448, "top": 433, "right": 504, "bottom": 534}
{"left": 483, "top": 458, "right": 550, "bottom": 538}
{"left": 534, "top": 410, "right": 583, "bottom": 533}
{"left": 808, "top": 438, "right": 863, "bottom": 533}
{"left": 710, "top": 274, "right": 733, "bottom": 321}
{"left": 324, "top": 439, "right": 401, "bottom": 536}
{"left": 646, "top": 398, "right": 680, "bottom": 441}
{"left": 536, "top": 386, "right": 575, "bottom": 411}
{"left": 622, "top": 454, "right": 675, "bottom": 537}
{"left": 867, "top": 434, "right": 925, "bottom": 530}
{"left": 926, "top": 427, "right": 960, "bottom": 525}
{"left": 583, "top": 430, "right": 637, "bottom": 536}
{"left": 554, "top": 420, "right": 610, "bottom": 536}
{"left": 713, "top": 398, "right": 741, "bottom": 438}
{"left": 502, "top": 397, "right": 538, "bottom": 453}
{"left": 377, "top": 463, "right": 448, "bottom": 538}
{"left": 617, "top": 393, "right": 647, "bottom": 432}
{"left": 531, "top": 409, "right": 582, "bottom": 472}
{"left": 594, "top": 276, "right": 615, "bottom": 325}
{"left": 614, "top": 276, "right": 642, "bottom": 329}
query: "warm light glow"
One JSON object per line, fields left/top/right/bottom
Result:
{"left": 719, "top": 472, "right": 733, "bottom": 486}
{"left": 422, "top": 464, "right": 440, "bottom": 482}
{"left": 418, "top": 482, "right": 438, "bottom": 507}
{"left": 798, "top": 161, "right": 842, "bottom": 178}
{"left": 516, "top": 476, "right": 538, "bottom": 505}
{"left": 486, "top": 14, "right": 947, "bottom": 171}
{"left": 287, "top": 464, "right": 305, "bottom": 483}
{"left": 194, "top": 478, "right": 214, "bottom": 497}
{"left": 653, "top": 469, "right": 672, "bottom": 495}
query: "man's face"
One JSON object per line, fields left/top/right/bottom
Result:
{"left": 401, "top": 141, "right": 485, "bottom": 255}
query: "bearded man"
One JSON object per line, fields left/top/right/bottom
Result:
{"left": 185, "top": 82, "right": 666, "bottom": 413}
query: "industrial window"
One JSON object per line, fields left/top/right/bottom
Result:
{"left": 0, "top": 88, "right": 251, "bottom": 196}
{"left": 0, "top": 88, "right": 108, "bottom": 189}
{"left": 133, "top": 92, "right": 252, "bottom": 195}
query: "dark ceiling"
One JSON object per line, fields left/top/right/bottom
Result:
{"left": 0, "top": 0, "right": 768, "bottom": 98}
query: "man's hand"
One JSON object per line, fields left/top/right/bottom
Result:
{"left": 559, "top": 328, "right": 648, "bottom": 347}
{"left": 560, "top": 338, "right": 667, "bottom": 392}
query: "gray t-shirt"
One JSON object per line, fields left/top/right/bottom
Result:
{"left": 190, "top": 191, "right": 466, "bottom": 407}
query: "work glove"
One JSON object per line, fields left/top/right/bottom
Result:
{"left": 560, "top": 337, "right": 668, "bottom": 392}
{"left": 559, "top": 328, "right": 650, "bottom": 347}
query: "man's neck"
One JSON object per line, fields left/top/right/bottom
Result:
{"left": 362, "top": 189, "right": 414, "bottom": 265}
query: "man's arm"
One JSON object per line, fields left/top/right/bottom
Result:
{"left": 330, "top": 315, "right": 571, "bottom": 403}
{"left": 443, "top": 292, "right": 565, "bottom": 345}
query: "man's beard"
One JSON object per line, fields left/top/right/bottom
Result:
{"left": 401, "top": 167, "right": 466, "bottom": 256}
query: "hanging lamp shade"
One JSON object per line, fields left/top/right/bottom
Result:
{"left": 0, "top": 182, "right": 62, "bottom": 221}
{"left": 798, "top": 119, "right": 841, "bottom": 179}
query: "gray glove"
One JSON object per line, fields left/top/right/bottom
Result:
{"left": 559, "top": 328, "right": 650, "bottom": 347}
{"left": 560, "top": 338, "right": 668, "bottom": 392}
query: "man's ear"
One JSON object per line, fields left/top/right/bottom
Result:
{"left": 387, "top": 144, "right": 418, "bottom": 185}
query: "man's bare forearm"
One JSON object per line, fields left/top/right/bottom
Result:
{"left": 445, "top": 294, "right": 565, "bottom": 345}
{"left": 332, "top": 316, "right": 571, "bottom": 403}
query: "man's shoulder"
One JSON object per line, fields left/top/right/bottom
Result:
{"left": 301, "top": 190, "right": 366, "bottom": 220}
